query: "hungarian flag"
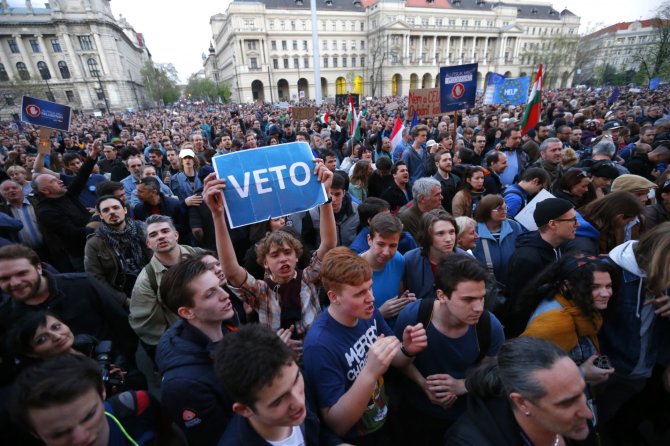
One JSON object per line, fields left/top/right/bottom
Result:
{"left": 390, "top": 115, "right": 405, "bottom": 152}
{"left": 347, "top": 96, "right": 360, "bottom": 140}
{"left": 318, "top": 112, "right": 330, "bottom": 124}
{"left": 520, "top": 64, "right": 542, "bottom": 136}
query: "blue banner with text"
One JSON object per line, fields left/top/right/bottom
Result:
{"left": 21, "top": 96, "right": 72, "bottom": 131}
{"left": 440, "top": 63, "right": 478, "bottom": 112}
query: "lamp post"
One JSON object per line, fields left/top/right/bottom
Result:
{"left": 300, "top": 0, "right": 361, "bottom": 106}
{"left": 91, "top": 68, "right": 110, "bottom": 115}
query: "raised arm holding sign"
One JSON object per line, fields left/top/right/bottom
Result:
{"left": 202, "top": 160, "right": 336, "bottom": 337}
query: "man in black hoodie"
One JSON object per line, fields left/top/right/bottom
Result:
{"left": 507, "top": 198, "right": 577, "bottom": 307}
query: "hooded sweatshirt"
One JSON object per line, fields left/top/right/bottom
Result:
{"left": 603, "top": 241, "right": 668, "bottom": 378}
{"left": 507, "top": 231, "right": 562, "bottom": 298}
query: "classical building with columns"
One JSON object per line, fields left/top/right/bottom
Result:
{"left": 0, "top": 0, "right": 151, "bottom": 117}
{"left": 205, "top": 0, "right": 579, "bottom": 103}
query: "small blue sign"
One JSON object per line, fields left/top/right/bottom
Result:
{"left": 212, "top": 142, "right": 327, "bottom": 228}
{"left": 492, "top": 76, "right": 531, "bottom": 106}
{"left": 21, "top": 96, "right": 72, "bottom": 131}
{"left": 649, "top": 77, "right": 660, "bottom": 91}
{"left": 483, "top": 72, "right": 505, "bottom": 105}
{"left": 440, "top": 63, "right": 478, "bottom": 113}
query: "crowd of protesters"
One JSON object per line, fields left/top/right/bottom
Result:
{"left": 0, "top": 84, "right": 670, "bottom": 446}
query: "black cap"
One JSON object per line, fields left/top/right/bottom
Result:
{"left": 533, "top": 198, "right": 574, "bottom": 227}
{"left": 590, "top": 160, "right": 620, "bottom": 180}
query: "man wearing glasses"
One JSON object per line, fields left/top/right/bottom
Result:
{"left": 507, "top": 198, "right": 578, "bottom": 299}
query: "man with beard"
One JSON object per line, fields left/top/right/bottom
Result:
{"left": 0, "top": 244, "right": 137, "bottom": 361}
{"left": 531, "top": 138, "right": 564, "bottom": 184}
{"left": 433, "top": 149, "right": 461, "bottom": 214}
{"left": 85, "top": 195, "right": 152, "bottom": 306}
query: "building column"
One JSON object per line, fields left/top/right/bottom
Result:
{"left": 513, "top": 37, "right": 520, "bottom": 60}
{"left": 433, "top": 35, "right": 437, "bottom": 65}
{"left": 499, "top": 36, "right": 506, "bottom": 60}
{"left": 483, "top": 37, "right": 489, "bottom": 63}
{"left": 13, "top": 35, "right": 38, "bottom": 78}
{"left": 471, "top": 37, "right": 476, "bottom": 62}
{"left": 405, "top": 34, "right": 409, "bottom": 63}
{"left": 61, "top": 33, "right": 83, "bottom": 78}
{"left": 445, "top": 35, "right": 450, "bottom": 63}
{"left": 418, "top": 35, "right": 423, "bottom": 65}
{"left": 92, "top": 32, "right": 110, "bottom": 75}
{"left": 36, "top": 34, "right": 57, "bottom": 78}
{"left": 458, "top": 36, "right": 463, "bottom": 64}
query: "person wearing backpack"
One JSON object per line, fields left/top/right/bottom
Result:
{"left": 502, "top": 167, "right": 550, "bottom": 218}
{"left": 393, "top": 253, "right": 505, "bottom": 446}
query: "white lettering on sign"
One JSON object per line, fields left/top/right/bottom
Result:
{"left": 504, "top": 88, "right": 518, "bottom": 96}
{"left": 227, "top": 162, "right": 312, "bottom": 198}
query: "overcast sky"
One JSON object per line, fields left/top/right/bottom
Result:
{"left": 107, "top": 0, "right": 665, "bottom": 82}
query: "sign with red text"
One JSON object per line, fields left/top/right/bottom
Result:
{"left": 407, "top": 88, "right": 441, "bottom": 119}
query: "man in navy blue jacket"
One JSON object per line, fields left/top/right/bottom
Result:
{"left": 215, "top": 324, "right": 324, "bottom": 446}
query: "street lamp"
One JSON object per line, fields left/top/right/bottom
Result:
{"left": 91, "top": 67, "right": 110, "bottom": 115}
{"left": 297, "top": 0, "right": 362, "bottom": 106}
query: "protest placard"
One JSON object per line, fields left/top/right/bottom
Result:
{"left": 21, "top": 96, "right": 72, "bottom": 131}
{"left": 212, "top": 142, "right": 327, "bottom": 228}
{"left": 407, "top": 88, "right": 441, "bottom": 118}
{"left": 291, "top": 107, "right": 317, "bottom": 121}
{"left": 514, "top": 189, "right": 556, "bottom": 231}
{"left": 439, "top": 63, "right": 478, "bottom": 112}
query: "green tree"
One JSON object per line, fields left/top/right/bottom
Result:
{"left": 217, "top": 82, "right": 232, "bottom": 103}
{"left": 520, "top": 35, "right": 586, "bottom": 88}
{"left": 634, "top": 2, "right": 670, "bottom": 82}
{"left": 140, "top": 61, "right": 180, "bottom": 106}
{"left": 185, "top": 77, "right": 218, "bottom": 101}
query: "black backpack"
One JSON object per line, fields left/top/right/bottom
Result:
{"left": 416, "top": 297, "right": 492, "bottom": 364}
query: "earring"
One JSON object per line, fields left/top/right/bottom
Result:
{"left": 524, "top": 411, "right": 530, "bottom": 416}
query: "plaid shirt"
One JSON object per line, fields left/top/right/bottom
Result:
{"left": 231, "top": 253, "right": 322, "bottom": 335}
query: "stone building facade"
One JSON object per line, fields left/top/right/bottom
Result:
{"left": 205, "top": 0, "right": 580, "bottom": 104}
{"left": 0, "top": 0, "right": 151, "bottom": 118}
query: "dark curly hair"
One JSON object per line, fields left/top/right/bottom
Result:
{"left": 508, "top": 253, "right": 621, "bottom": 337}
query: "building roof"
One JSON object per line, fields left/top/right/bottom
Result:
{"left": 585, "top": 19, "right": 662, "bottom": 39}
{"left": 232, "top": 0, "right": 563, "bottom": 19}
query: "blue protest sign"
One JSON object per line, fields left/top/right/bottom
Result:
{"left": 439, "top": 63, "right": 478, "bottom": 112}
{"left": 483, "top": 72, "right": 505, "bottom": 105}
{"left": 212, "top": 142, "right": 327, "bottom": 228}
{"left": 649, "top": 77, "right": 660, "bottom": 91}
{"left": 21, "top": 96, "right": 72, "bottom": 131}
{"left": 491, "top": 76, "right": 530, "bottom": 106}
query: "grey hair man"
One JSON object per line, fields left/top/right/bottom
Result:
{"left": 399, "top": 177, "right": 443, "bottom": 240}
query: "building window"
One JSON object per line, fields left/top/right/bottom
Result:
{"left": 474, "top": 20, "right": 481, "bottom": 28}
{"left": 293, "top": 57, "right": 299, "bottom": 69}
{"left": 462, "top": 20, "right": 469, "bottom": 27}
{"left": 4, "top": 94, "right": 15, "bottom": 106}
{"left": 293, "top": 40, "right": 298, "bottom": 50}
{"left": 448, "top": 19, "right": 456, "bottom": 26}
{"left": 250, "top": 57, "right": 258, "bottom": 69}
{"left": 282, "top": 40, "right": 287, "bottom": 50}
{"left": 360, "top": 56, "right": 365, "bottom": 67}
{"left": 95, "top": 87, "right": 105, "bottom": 100}
{"left": 304, "top": 57, "right": 309, "bottom": 68}
{"left": 303, "top": 40, "right": 308, "bottom": 51}
{"left": 360, "top": 21, "right": 365, "bottom": 31}
{"left": 87, "top": 58, "right": 100, "bottom": 77}
{"left": 78, "top": 35, "right": 94, "bottom": 50}
{"left": 351, "top": 40, "right": 356, "bottom": 49}
{"left": 0, "top": 64, "right": 8, "bottom": 81}
{"left": 66, "top": 90, "right": 75, "bottom": 102}
{"left": 343, "top": 57, "right": 347, "bottom": 68}
{"left": 283, "top": 58, "right": 289, "bottom": 69}
{"left": 407, "top": 18, "right": 414, "bottom": 25}
{"left": 46, "top": 91, "right": 55, "bottom": 102}
{"left": 302, "top": 21, "right": 307, "bottom": 30}
{"left": 323, "top": 57, "right": 328, "bottom": 68}
{"left": 271, "top": 40, "right": 277, "bottom": 50}
{"left": 291, "top": 20, "right": 296, "bottom": 30}
{"left": 51, "top": 38, "right": 62, "bottom": 52}
{"left": 352, "top": 56, "right": 356, "bottom": 67}
{"left": 58, "top": 61, "right": 71, "bottom": 79}
{"left": 421, "top": 18, "right": 429, "bottom": 26}
{"left": 37, "top": 61, "right": 51, "bottom": 80}
{"left": 332, "top": 40, "right": 337, "bottom": 50}
{"left": 280, "top": 20, "right": 285, "bottom": 30}
{"left": 29, "top": 39, "right": 40, "bottom": 53}
{"left": 361, "top": 40, "right": 365, "bottom": 49}
{"left": 273, "top": 59, "right": 278, "bottom": 69}
{"left": 244, "top": 19, "right": 255, "bottom": 28}
{"left": 8, "top": 39, "right": 19, "bottom": 54}
{"left": 333, "top": 57, "right": 338, "bottom": 68}
{"left": 341, "top": 40, "right": 346, "bottom": 50}
{"left": 322, "top": 40, "right": 327, "bottom": 50}
{"left": 487, "top": 20, "right": 494, "bottom": 28}
{"left": 436, "top": 19, "right": 442, "bottom": 26}
{"left": 247, "top": 41, "right": 257, "bottom": 50}
{"left": 269, "top": 20, "right": 275, "bottom": 29}
{"left": 16, "top": 62, "right": 30, "bottom": 80}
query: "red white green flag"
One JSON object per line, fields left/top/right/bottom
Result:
{"left": 520, "top": 64, "right": 542, "bottom": 136}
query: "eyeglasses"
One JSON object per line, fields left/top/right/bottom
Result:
{"left": 492, "top": 206, "right": 508, "bottom": 213}
{"left": 553, "top": 217, "right": 579, "bottom": 224}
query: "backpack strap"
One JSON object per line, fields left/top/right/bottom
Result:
{"left": 475, "top": 310, "right": 492, "bottom": 364}
{"left": 416, "top": 297, "right": 435, "bottom": 328}
{"left": 145, "top": 261, "right": 158, "bottom": 295}
{"left": 481, "top": 239, "right": 495, "bottom": 273}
